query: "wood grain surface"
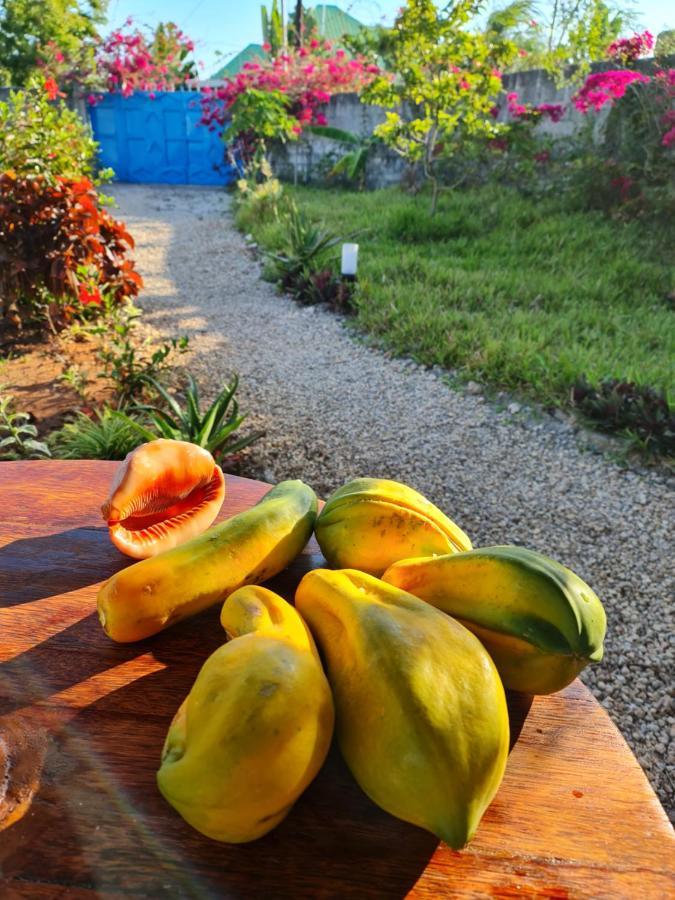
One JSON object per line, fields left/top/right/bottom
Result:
{"left": 0, "top": 461, "right": 673, "bottom": 899}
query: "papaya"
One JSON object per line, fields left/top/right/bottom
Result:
{"left": 157, "top": 585, "right": 334, "bottom": 842}
{"left": 314, "top": 477, "right": 471, "bottom": 576}
{"left": 382, "top": 546, "right": 606, "bottom": 694}
{"left": 97, "top": 480, "right": 317, "bottom": 642}
{"left": 295, "top": 568, "right": 509, "bottom": 849}
{"left": 101, "top": 439, "right": 225, "bottom": 559}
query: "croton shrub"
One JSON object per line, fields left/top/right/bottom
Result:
{"left": 0, "top": 173, "right": 142, "bottom": 326}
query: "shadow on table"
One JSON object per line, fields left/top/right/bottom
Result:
{"left": 0, "top": 527, "right": 128, "bottom": 606}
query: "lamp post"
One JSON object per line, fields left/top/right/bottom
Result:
{"left": 341, "top": 243, "right": 359, "bottom": 283}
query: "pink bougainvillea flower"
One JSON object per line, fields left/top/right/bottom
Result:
{"left": 662, "top": 127, "right": 675, "bottom": 147}
{"left": 606, "top": 30, "right": 654, "bottom": 65}
{"left": 537, "top": 102, "right": 565, "bottom": 122}
{"left": 573, "top": 70, "right": 650, "bottom": 113}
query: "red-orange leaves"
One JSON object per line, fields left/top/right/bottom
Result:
{"left": 0, "top": 173, "right": 142, "bottom": 325}
{"left": 102, "top": 440, "right": 226, "bottom": 559}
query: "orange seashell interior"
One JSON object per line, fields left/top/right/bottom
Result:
{"left": 101, "top": 439, "right": 226, "bottom": 559}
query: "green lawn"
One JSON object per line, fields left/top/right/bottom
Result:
{"left": 239, "top": 185, "right": 674, "bottom": 407}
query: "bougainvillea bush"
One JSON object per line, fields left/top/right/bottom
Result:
{"left": 201, "top": 40, "right": 379, "bottom": 133}
{"left": 38, "top": 19, "right": 197, "bottom": 104}
{"left": 0, "top": 173, "right": 142, "bottom": 327}
{"left": 567, "top": 32, "right": 674, "bottom": 214}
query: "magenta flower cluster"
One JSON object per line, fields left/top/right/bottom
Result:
{"left": 572, "top": 70, "right": 650, "bottom": 113}
{"left": 506, "top": 92, "right": 565, "bottom": 122}
{"left": 200, "top": 43, "right": 380, "bottom": 134}
{"left": 606, "top": 31, "right": 654, "bottom": 65}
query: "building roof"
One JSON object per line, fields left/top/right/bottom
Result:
{"left": 209, "top": 5, "right": 366, "bottom": 81}
{"left": 212, "top": 43, "right": 268, "bottom": 81}
{"left": 313, "top": 4, "right": 364, "bottom": 41}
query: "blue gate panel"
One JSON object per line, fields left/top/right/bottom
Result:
{"left": 89, "top": 91, "right": 235, "bottom": 186}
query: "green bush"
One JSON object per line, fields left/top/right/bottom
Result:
{"left": 0, "top": 392, "right": 51, "bottom": 459}
{"left": 0, "top": 78, "right": 106, "bottom": 183}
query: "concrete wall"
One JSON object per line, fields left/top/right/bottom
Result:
{"left": 272, "top": 59, "right": 664, "bottom": 188}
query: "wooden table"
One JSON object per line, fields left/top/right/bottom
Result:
{"left": 0, "top": 461, "right": 673, "bottom": 899}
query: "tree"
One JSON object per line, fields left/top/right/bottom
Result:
{"left": 0, "top": 0, "right": 107, "bottom": 86}
{"left": 361, "top": 0, "right": 517, "bottom": 214}
{"left": 261, "top": 1, "right": 284, "bottom": 55}
{"left": 486, "top": 0, "right": 631, "bottom": 83}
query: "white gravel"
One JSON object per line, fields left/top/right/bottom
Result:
{"left": 111, "top": 183, "right": 674, "bottom": 818}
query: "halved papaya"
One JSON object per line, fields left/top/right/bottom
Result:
{"left": 101, "top": 439, "right": 225, "bottom": 559}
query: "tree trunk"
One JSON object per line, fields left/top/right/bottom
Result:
{"left": 430, "top": 176, "right": 440, "bottom": 216}
{"left": 293, "top": 1, "right": 304, "bottom": 48}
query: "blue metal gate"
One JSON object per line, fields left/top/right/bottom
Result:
{"left": 89, "top": 91, "right": 235, "bottom": 186}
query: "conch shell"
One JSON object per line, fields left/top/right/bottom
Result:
{"left": 102, "top": 439, "right": 225, "bottom": 559}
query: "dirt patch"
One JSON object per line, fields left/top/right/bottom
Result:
{"left": 0, "top": 325, "right": 114, "bottom": 436}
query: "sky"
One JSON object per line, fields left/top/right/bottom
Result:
{"left": 104, "top": 1, "right": 675, "bottom": 78}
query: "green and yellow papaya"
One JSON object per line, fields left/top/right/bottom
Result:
{"left": 383, "top": 546, "right": 606, "bottom": 694}
{"left": 157, "top": 585, "right": 334, "bottom": 842}
{"left": 97, "top": 480, "right": 317, "bottom": 642}
{"left": 295, "top": 568, "right": 509, "bottom": 849}
{"left": 314, "top": 477, "right": 471, "bottom": 576}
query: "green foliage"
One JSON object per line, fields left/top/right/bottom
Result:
{"left": 243, "top": 185, "right": 674, "bottom": 421}
{"left": 307, "top": 125, "right": 380, "bottom": 189}
{"left": 49, "top": 407, "right": 145, "bottom": 460}
{"left": 124, "top": 373, "right": 263, "bottom": 461}
{"left": 361, "top": 0, "right": 515, "bottom": 213}
{"left": 655, "top": 29, "right": 675, "bottom": 59}
{"left": 571, "top": 376, "right": 675, "bottom": 458}
{"left": 0, "top": 391, "right": 51, "bottom": 459}
{"left": 226, "top": 89, "right": 297, "bottom": 147}
{"left": 261, "top": 1, "right": 284, "bottom": 55}
{"left": 264, "top": 200, "right": 353, "bottom": 301}
{"left": 0, "top": 79, "right": 104, "bottom": 182}
{"left": 487, "top": 0, "right": 627, "bottom": 82}
{"left": 0, "top": 0, "right": 107, "bottom": 87}
{"left": 97, "top": 304, "right": 189, "bottom": 407}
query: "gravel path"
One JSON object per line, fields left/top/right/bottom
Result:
{"left": 111, "top": 183, "right": 674, "bottom": 818}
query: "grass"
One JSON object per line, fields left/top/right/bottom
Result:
{"left": 238, "top": 184, "right": 674, "bottom": 409}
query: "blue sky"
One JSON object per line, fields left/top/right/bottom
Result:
{"left": 104, "top": 1, "right": 674, "bottom": 77}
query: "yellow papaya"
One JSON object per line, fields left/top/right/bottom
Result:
{"left": 157, "top": 585, "right": 334, "bottom": 842}
{"left": 314, "top": 477, "right": 471, "bottom": 576}
{"left": 295, "top": 568, "right": 509, "bottom": 849}
{"left": 97, "top": 480, "right": 317, "bottom": 642}
{"left": 382, "top": 546, "right": 606, "bottom": 694}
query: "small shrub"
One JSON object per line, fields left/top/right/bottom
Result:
{"left": 97, "top": 304, "right": 189, "bottom": 407}
{"left": 0, "top": 78, "right": 105, "bottom": 183}
{"left": 124, "top": 373, "right": 263, "bottom": 462}
{"left": 571, "top": 376, "right": 675, "bottom": 457}
{"left": 0, "top": 393, "right": 51, "bottom": 459}
{"left": 0, "top": 174, "right": 142, "bottom": 327}
{"left": 49, "top": 407, "right": 146, "bottom": 460}
{"left": 265, "top": 201, "right": 354, "bottom": 300}
{"left": 295, "top": 268, "right": 356, "bottom": 312}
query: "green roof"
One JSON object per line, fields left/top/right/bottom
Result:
{"left": 212, "top": 44, "right": 268, "bottom": 81}
{"left": 210, "top": 5, "right": 366, "bottom": 80}
{"left": 313, "top": 4, "right": 364, "bottom": 41}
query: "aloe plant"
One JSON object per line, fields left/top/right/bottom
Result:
{"left": 0, "top": 393, "right": 51, "bottom": 459}
{"left": 126, "top": 373, "right": 263, "bottom": 460}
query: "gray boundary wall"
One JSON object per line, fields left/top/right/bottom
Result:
{"left": 270, "top": 58, "right": 664, "bottom": 188}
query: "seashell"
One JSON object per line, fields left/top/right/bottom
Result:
{"left": 101, "top": 439, "right": 225, "bottom": 559}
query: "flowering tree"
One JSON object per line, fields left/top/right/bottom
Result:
{"left": 360, "top": 0, "right": 517, "bottom": 214}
